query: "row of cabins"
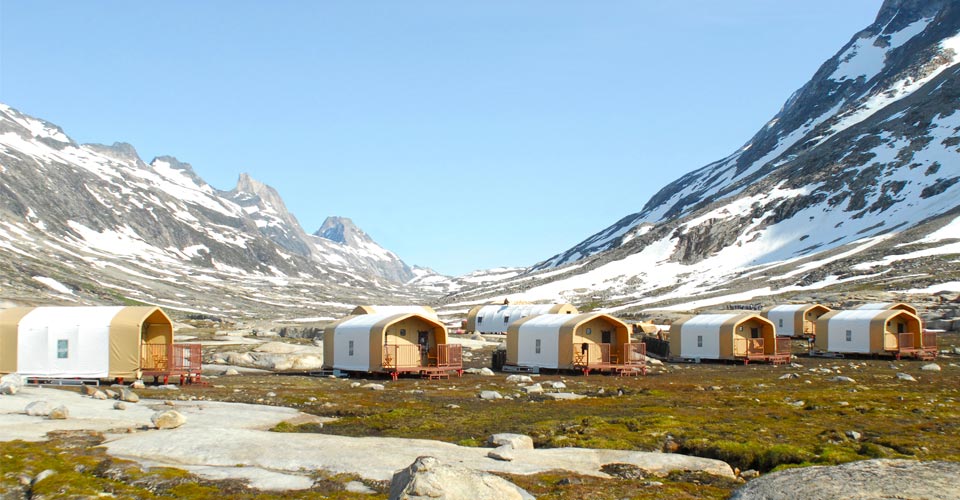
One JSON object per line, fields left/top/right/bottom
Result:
{"left": 0, "top": 301, "right": 935, "bottom": 383}
{"left": 670, "top": 302, "right": 935, "bottom": 363}
{"left": 323, "top": 304, "right": 646, "bottom": 377}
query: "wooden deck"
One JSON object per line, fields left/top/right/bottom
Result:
{"left": 894, "top": 332, "right": 938, "bottom": 361}
{"left": 141, "top": 343, "right": 203, "bottom": 384}
{"left": 737, "top": 337, "right": 792, "bottom": 365}
{"left": 382, "top": 343, "right": 463, "bottom": 380}
{"left": 573, "top": 342, "right": 647, "bottom": 376}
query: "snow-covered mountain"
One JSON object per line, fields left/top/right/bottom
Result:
{"left": 445, "top": 0, "right": 960, "bottom": 313}
{"left": 0, "top": 103, "right": 430, "bottom": 316}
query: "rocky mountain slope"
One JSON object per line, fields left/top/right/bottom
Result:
{"left": 441, "top": 0, "right": 960, "bottom": 314}
{"left": 0, "top": 103, "right": 430, "bottom": 318}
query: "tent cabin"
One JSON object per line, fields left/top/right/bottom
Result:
{"left": 761, "top": 304, "right": 832, "bottom": 338}
{"left": 669, "top": 313, "right": 789, "bottom": 364}
{"left": 323, "top": 312, "right": 462, "bottom": 379}
{"left": 855, "top": 302, "right": 919, "bottom": 316}
{"left": 466, "top": 303, "right": 578, "bottom": 334}
{"left": 814, "top": 309, "right": 935, "bottom": 359}
{"left": 505, "top": 313, "right": 646, "bottom": 375}
{"left": 350, "top": 305, "right": 439, "bottom": 318}
{"left": 0, "top": 306, "right": 201, "bottom": 383}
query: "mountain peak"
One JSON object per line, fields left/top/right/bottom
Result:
{"left": 315, "top": 216, "right": 362, "bottom": 245}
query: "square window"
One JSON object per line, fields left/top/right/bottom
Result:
{"left": 348, "top": 340, "right": 355, "bottom": 356}
{"left": 535, "top": 339, "right": 541, "bottom": 354}
{"left": 57, "top": 339, "right": 69, "bottom": 359}
{"left": 697, "top": 335, "right": 703, "bottom": 348}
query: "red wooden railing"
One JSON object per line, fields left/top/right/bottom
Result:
{"left": 431, "top": 344, "right": 462, "bottom": 369}
{"left": 141, "top": 343, "right": 202, "bottom": 375}
{"left": 382, "top": 344, "right": 422, "bottom": 369}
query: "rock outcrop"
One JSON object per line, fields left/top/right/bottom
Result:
{"left": 388, "top": 456, "right": 534, "bottom": 500}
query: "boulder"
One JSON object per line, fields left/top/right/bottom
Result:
{"left": 92, "top": 390, "right": 109, "bottom": 400}
{"left": 730, "top": 459, "right": 960, "bottom": 500}
{"left": 104, "top": 389, "right": 118, "bottom": 399}
{"left": 896, "top": 372, "right": 917, "bottom": 382}
{"left": 24, "top": 400, "right": 51, "bottom": 417}
{"left": 0, "top": 381, "right": 19, "bottom": 395}
{"left": 152, "top": 410, "right": 186, "bottom": 429}
{"left": 487, "top": 433, "right": 534, "bottom": 450}
{"left": 361, "top": 383, "right": 385, "bottom": 391}
{"left": 479, "top": 391, "right": 503, "bottom": 400}
{"left": 487, "top": 447, "right": 514, "bottom": 462}
{"left": 114, "top": 402, "right": 127, "bottom": 411}
{"left": 0, "top": 373, "right": 24, "bottom": 391}
{"left": 547, "top": 381, "right": 567, "bottom": 389}
{"left": 80, "top": 385, "right": 98, "bottom": 396}
{"left": 388, "top": 456, "right": 533, "bottom": 500}
{"left": 828, "top": 376, "right": 856, "bottom": 383}
{"left": 224, "top": 368, "right": 240, "bottom": 376}
{"left": 120, "top": 388, "right": 140, "bottom": 403}
{"left": 505, "top": 375, "right": 533, "bottom": 384}
{"left": 48, "top": 405, "right": 69, "bottom": 420}
{"left": 522, "top": 383, "right": 544, "bottom": 394}
{"left": 921, "top": 363, "right": 941, "bottom": 372}
{"left": 478, "top": 368, "right": 495, "bottom": 376}
{"left": 131, "top": 380, "right": 146, "bottom": 389}
{"left": 544, "top": 392, "right": 586, "bottom": 400}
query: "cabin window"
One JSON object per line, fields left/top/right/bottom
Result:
{"left": 738, "top": 326, "right": 744, "bottom": 332}
{"left": 348, "top": 340, "right": 354, "bottom": 356}
{"left": 697, "top": 335, "right": 703, "bottom": 348}
{"left": 504, "top": 316, "right": 510, "bottom": 323}
{"left": 535, "top": 339, "right": 541, "bottom": 354}
{"left": 585, "top": 328, "right": 592, "bottom": 335}
{"left": 845, "top": 330, "right": 852, "bottom": 342}
{"left": 57, "top": 339, "right": 69, "bottom": 359}
{"left": 779, "top": 319, "right": 784, "bottom": 328}
{"left": 478, "top": 316, "right": 483, "bottom": 324}
{"left": 400, "top": 329, "right": 407, "bottom": 337}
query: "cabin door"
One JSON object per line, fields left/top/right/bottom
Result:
{"left": 601, "top": 331, "right": 612, "bottom": 345}
{"left": 750, "top": 328, "right": 760, "bottom": 339}
{"left": 418, "top": 331, "right": 429, "bottom": 361}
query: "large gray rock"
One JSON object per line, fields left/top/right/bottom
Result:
{"left": 24, "top": 400, "right": 51, "bottom": 416}
{"left": 0, "top": 374, "right": 24, "bottom": 395}
{"left": 48, "top": 405, "right": 69, "bottom": 420}
{"left": 151, "top": 410, "right": 186, "bottom": 429}
{"left": 487, "top": 433, "right": 534, "bottom": 450}
{"left": 730, "top": 459, "right": 960, "bottom": 500}
{"left": 388, "top": 456, "right": 534, "bottom": 500}
{"left": 120, "top": 388, "right": 140, "bottom": 403}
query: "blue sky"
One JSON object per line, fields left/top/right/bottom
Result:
{"left": 0, "top": 1, "right": 882, "bottom": 276}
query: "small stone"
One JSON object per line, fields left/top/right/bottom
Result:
{"left": 92, "top": 390, "right": 109, "bottom": 400}
{"left": 828, "top": 376, "right": 856, "bottom": 383}
{"left": 164, "top": 400, "right": 176, "bottom": 406}
{"left": 224, "top": 368, "right": 240, "bottom": 376}
{"left": 488, "top": 446, "right": 515, "bottom": 461}
{"left": 104, "top": 389, "right": 118, "bottom": 399}
{"left": 350, "top": 382, "right": 361, "bottom": 388}
{"left": 25, "top": 400, "right": 52, "bottom": 416}
{"left": 152, "top": 410, "right": 186, "bottom": 429}
{"left": 550, "top": 381, "right": 567, "bottom": 389}
{"left": 779, "top": 373, "right": 800, "bottom": 380}
{"left": 544, "top": 392, "right": 587, "bottom": 400}
{"left": 446, "top": 404, "right": 461, "bottom": 409}
{"left": 789, "top": 400, "right": 805, "bottom": 407}
{"left": 741, "top": 469, "right": 760, "bottom": 479}
{"left": 505, "top": 375, "right": 533, "bottom": 384}
{"left": 131, "top": 380, "right": 146, "bottom": 389}
{"left": 114, "top": 402, "right": 127, "bottom": 411}
{"left": 33, "top": 469, "right": 56, "bottom": 484}
{"left": 80, "top": 385, "right": 98, "bottom": 396}
{"left": 896, "top": 372, "right": 917, "bottom": 382}
{"left": 266, "top": 392, "right": 277, "bottom": 397}
{"left": 846, "top": 430, "right": 862, "bottom": 440}
{"left": 709, "top": 386, "right": 723, "bottom": 391}
{"left": 361, "top": 383, "right": 385, "bottom": 391}
{"left": 0, "top": 382, "right": 19, "bottom": 395}
{"left": 921, "top": 363, "right": 941, "bottom": 372}
{"left": 838, "top": 401, "right": 849, "bottom": 406}
{"left": 48, "top": 405, "right": 69, "bottom": 420}
{"left": 308, "top": 396, "right": 317, "bottom": 402}
{"left": 646, "top": 481, "right": 664, "bottom": 487}
{"left": 478, "top": 367, "right": 495, "bottom": 376}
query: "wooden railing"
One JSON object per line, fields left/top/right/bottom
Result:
{"left": 141, "top": 343, "right": 202, "bottom": 374}
{"left": 431, "top": 344, "right": 462, "bottom": 369}
{"left": 922, "top": 332, "right": 937, "bottom": 349}
{"left": 735, "top": 338, "right": 766, "bottom": 356}
{"left": 622, "top": 343, "right": 647, "bottom": 365}
{"left": 776, "top": 337, "right": 791, "bottom": 355}
{"left": 382, "top": 344, "right": 422, "bottom": 369}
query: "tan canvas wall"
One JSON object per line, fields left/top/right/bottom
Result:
{"left": 0, "top": 308, "right": 33, "bottom": 373}
{"left": 465, "top": 305, "right": 484, "bottom": 333}
{"left": 372, "top": 314, "right": 447, "bottom": 371}
{"left": 720, "top": 314, "right": 775, "bottom": 358}
{"left": 505, "top": 316, "right": 532, "bottom": 366}
{"left": 110, "top": 307, "right": 173, "bottom": 378}
{"left": 548, "top": 304, "right": 579, "bottom": 315}
{"left": 803, "top": 305, "right": 831, "bottom": 337}
{"left": 814, "top": 311, "right": 838, "bottom": 351}
{"left": 668, "top": 317, "right": 690, "bottom": 357}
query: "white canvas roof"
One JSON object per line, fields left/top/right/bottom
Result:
{"left": 681, "top": 314, "right": 739, "bottom": 330}
{"left": 856, "top": 303, "right": 896, "bottom": 310}
{"left": 356, "top": 306, "right": 438, "bottom": 318}
{"left": 828, "top": 310, "right": 891, "bottom": 321}
{"left": 768, "top": 304, "right": 809, "bottom": 313}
